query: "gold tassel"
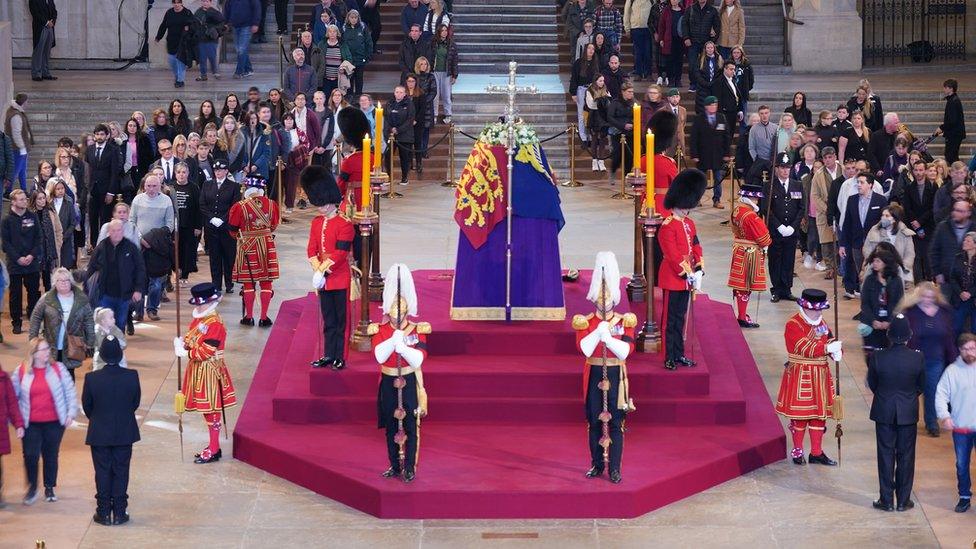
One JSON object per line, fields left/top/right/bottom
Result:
{"left": 174, "top": 392, "right": 186, "bottom": 414}
{"left": 831, "top": 394, "right": 845, "bottom": 421}
{"left": 349, "top": 265, "right": 363, "bottom": 301}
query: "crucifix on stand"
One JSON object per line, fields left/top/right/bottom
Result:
{"left": 484, "top": 61, "right": 539, "bottom": 322}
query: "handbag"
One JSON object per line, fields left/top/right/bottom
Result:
{"left": 66, "top": 334, "right": 87, "bottom": 362}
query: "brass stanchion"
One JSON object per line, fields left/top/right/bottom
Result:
{"left": 276, "top": 158, "right": 289, "bottom": 223}
{"left": 610, "top": 134, "right": 634, "bottom": 200}
{"left": 351, "top": 205, "right": 379, "bottom": 352}
{"left": 384, "top": 133, "right": 403, "bottom": 199}
{"left": 441, "top": 124, "right": 458, "bottom": 187}
{"left": 721, "top": 159, "right": 736, "bottom": 226}
{"left": 625, "top": 171, "right": 647, "bottom": 302}
{"left": 676, "top": 145, "right": 684, "bottom": 170}
{"left": 562, "top": 123, "right": 583, "bottom": 187}
{"left": 637, "top": 204, "right": 662, "bottom": 353}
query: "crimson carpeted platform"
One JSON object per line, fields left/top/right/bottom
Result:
{"left": 233, "top": 270, "right": 786, "bottom": 519}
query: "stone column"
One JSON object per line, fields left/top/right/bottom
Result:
{"left": 0, "top": 22, "right": 13, "bottom": 104}
{"left": 789, "top": 0, "right": 863, "bottom": 72}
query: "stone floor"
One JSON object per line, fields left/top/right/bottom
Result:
{"left": 3, "top": 68, "right": 976, "bottom": 548}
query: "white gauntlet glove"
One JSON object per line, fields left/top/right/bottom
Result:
{"left": 826, "top": 340, "right": 843, "bottom": 362}
{"left": 312, "top": 270, "right": 325, "bottom": 289}
{"left": 777, "top": 224, "right": 794, "bottom": 237}
{"left": 173, "top": 337, "right": 188, "bottom": 358}
{"left": 209, "top": 217, "right": 224, "bottom": 228}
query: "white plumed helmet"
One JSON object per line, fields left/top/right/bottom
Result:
{"left": 382, "top": 263, "right": 418, "bottom": 318}
{"left": 587, "top": 251, "right": 621, "bottom": 307}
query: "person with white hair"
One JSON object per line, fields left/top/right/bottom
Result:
{"left": 572, "top": 251, "right": 637, "bottom": 484}
{"left": 368, "top": 264, "right": 430, "bottom": 483}
{"left": 227, "top": 176, "right": 280, "bottom": 327}
{"left": 284, "top": 47, "right": 317, "bottom": 102}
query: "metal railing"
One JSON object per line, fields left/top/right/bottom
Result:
{"left": 781, "top": 0, "right": 805, "bottom": 66}
{"left": 861, "top": 0, "right": 967, "bottom": 65}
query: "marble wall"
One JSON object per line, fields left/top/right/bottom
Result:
{"left": 0, "top": 0, "right": 148, "bottom": 59}
{"left": 0, "top": 22, "right": 12, "bottom": 103}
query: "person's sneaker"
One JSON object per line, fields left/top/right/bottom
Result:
{"left": 815, "top": 261, "right": 827, "bottom": 271}
{"left": 23, "top": 487, "right": 38, "bottom": 505}
{"left": 233, "top": 73, "right": 243, "bottom": 79}
{"left": 843, "top": 290, "right": 858, "bottom": 300}
{"left": 954, "top": 498, "right": 971, "bottom": 512}
{"left": 44, "top": 487, "right": 57, "bottom": 502}
{"left": 213, "top": 73, "right": 221, "bottom": 80}
{"left": 147, "top": 310, "right": 160, "bottom": 321}
{"left": 592, "top": 159, "right": 599, "bottom": 171}
{"left": 195, "top": 75, "right": 208, "bottom": 81}
{"left": 243, "top": 71, "right": 254, "bottom": 77}
{"left": 443, "top": 116, "right": 452, "bottom": 124}
{"left": 803, "top": 254, "right": 815, "bottom": 269}
{"left": 11, "top": 324, "right": 21, "bottom": 335}
{"left": 656, "top": 76, "right": 663, "bottom": 85}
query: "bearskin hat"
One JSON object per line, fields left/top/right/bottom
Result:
{"left": 300, "top": 165, "right": 342, "bottom": 206}
{"left": 649, "top": 110, "right": 678, "bottom": 154}
{"left": 664, "top": 168, "right": 708, "bottom": 210}
{"left": 337, "top": 108, "right": 371, "bottom": 150}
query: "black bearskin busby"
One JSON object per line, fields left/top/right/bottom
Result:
{"left": 337, "top": 108, "right": 371, "bottom": 150}
{"left": 300, "top": 165, "right": 342, "bottom": 206}
{"left": 649, "top": 110, "right": 678, "bottom": 154}
{"left": 664, "top": 168, "right": 708, "bottom": 210}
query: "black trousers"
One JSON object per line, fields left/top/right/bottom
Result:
{"left": 385, "top": 144, "right": 413, "bottom": 182}
{"left": 361, "top": 6, "right": 382, "bottom": 47}
{"left": 255, "top": 0, "right": 269, "bottom": 37}
{"left": 379, "top": 373, "right": 420, "bottom": 472}
{"left": 205, "top": 227, "right": 237, "bottom": 291}
{"left": 273, "top": 0, "right": 289, "bottom": 34}
{"left": 318, "top": 288, "right": 347, "bottom": 360}
{"left": 23, "top": 421, "right": 64, "bottom": 490}
{"left": 88, "top": 198, "right": 114, "bottom": 247}
{"left": 768, "top": 234, "right": 798, "bottom": 298}
{"left": 664, "top": 289, "right": 690, "bottom": 361}
{"left": 91, "top": 445, "right": 133, "bottom": 518}
{"left": 945, "top": 138, "right": 962, "bottom": 164}
{"left": 876, "top": 422, "right": 917, "bottom": 506}
{"left": 586, "top": 365, "right": 624, "bottom": 472}
{"left": 8, "top": 271, "right": 41, "bottom": 325}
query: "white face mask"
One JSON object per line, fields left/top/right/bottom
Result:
{"left": 880, "top": 218, "right": 893, "bottom": 228}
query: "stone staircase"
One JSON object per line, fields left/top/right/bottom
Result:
{"left": 741, "top": 0, "right": 785, "bottom": 67}
{"left": 453, "top": 0, "right": 560, "bottom": 74}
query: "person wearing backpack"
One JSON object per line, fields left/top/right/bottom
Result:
{"left": 679, "top": 0, "right": 720, "bottom": 92}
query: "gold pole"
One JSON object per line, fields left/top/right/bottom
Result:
{"left": 384, "top": 133, "right": 403, "bottom": 199}
{"left": 441, "top": 124, "right": 458, "bottom": 187}
{"left": 277, "top": 158, "right": 289, "bottom": 223}
{"left": 562, "top": 123, "right": 583, "bottom": 187}
{"left": 350, "top": 207, "right": 378, "bottom": 352}
{"left": 610, "top": 134, "right": 634, "bottom": 200}
{"left": 626, "top": 186, "right": 648, "bottom": 302}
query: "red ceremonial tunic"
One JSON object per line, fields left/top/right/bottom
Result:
{"left": 639, "top": 153, "right": 679, "bottom": 218}
{"left": 229, "top": 195, "right": 280, "bottom": 282}
{"left": 727, "top": 204, "right": 772, "bottom": 292}
{"left": 337, "top": 151, "right": 365, "bottom": 212}
{"left": 573, "top": 312, "right": 637, "bottom": 397}
{"left": 181, "top": 311, "right": 238, "bottom": 413}
{"left": 307, "top": 213, "right": 355, "bottom": 290}
{"left": 657, "top": 214, "right": 703, "bottom": 291}
{"left": 774, "top": 312, "right": 835, "bottom": 420}
{"left": 370, "top": 320, "right": 429, "bottom": 369}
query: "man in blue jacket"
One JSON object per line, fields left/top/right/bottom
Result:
{"left": 223, "top": 0, "right": 261, "bottom": 79}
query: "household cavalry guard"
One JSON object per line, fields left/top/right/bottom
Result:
{"left": 727, "top": 181, "right": 772, "bottom": 329}
{"left": 174, "top": 283, "right": 237, "bottom": 464}
{"left": 368, "top": 264, "right": 429, "bottom": 483}
{"left": 657, "top": 169, "right": 707, "bottom": 371}
{"left": 302, "top": 165, "right": 355, "bottom": 371}
{"left": 573, "top": 251, "right": 636, "bottom": 484}
{"left": 774, "top": 289, "right": 843, "bottom": 466}
{"left": 228, "top": 176, "right": 280, "bottom": 327}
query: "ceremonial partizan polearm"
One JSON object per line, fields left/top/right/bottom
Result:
{"left": 484, "top": 61, "right": 539, "bottom": 322}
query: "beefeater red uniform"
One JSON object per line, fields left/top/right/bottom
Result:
{"left": 180, "top": 308, "right": 237, "bottom": 462}
{"left": 774, "top": 311, "right": 836, "bottom": 461}
{"left": 229, "top": 195, "right": 280, "bottom": 323}
{"left": 728, "top": 203, "right": 772, "bottom": 324}
{"left": 658, "top": 213, "right": 703, "bottom": 366}
{"left": 308, "top": 212, "right": 355, "bottom": 363}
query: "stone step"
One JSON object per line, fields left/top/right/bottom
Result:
{"left": 460, "top": 13, "right": 556, "bottom": 23}
{"left": 460, "top": 62, "right": 561, "bottom": 74}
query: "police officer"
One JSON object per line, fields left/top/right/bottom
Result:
{"left": 764, "top": 151, "right": 805, "bottom": 302}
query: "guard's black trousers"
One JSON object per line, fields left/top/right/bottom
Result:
{"left": 876, "top": 422, "right": 917, "bottom": 506}
{"left": 768, "top": 234, "right": 798, "bottom": 298}
{"left": 91, "top": 445, "right": 132, "bottom": 518}
{"left": 379, "top": 372, "right": 420, "bottom": 473}
{"left": 586, "top": 365, "right": 625, "bottom": 472}
{"left": 205, "top": 228, "right": 237, "bottom": 291}
{"left": 663, "top": 289, "right": 690, "bottom": 361}
{"left": 318, "top": 288, "right": 347, "bottom": 360}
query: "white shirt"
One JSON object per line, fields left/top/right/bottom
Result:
{"left": 837, "top": 177, "right": 884, "bottom": 229}
{"left": 53, "top": 196, "right": 63, "bottom": 215}
{"left": 725, "top": 76, "right": 738, "bottom": 103}
{"left": 161, "top": 157, "right": 174, "bottom": 180}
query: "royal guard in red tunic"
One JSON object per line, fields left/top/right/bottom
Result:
{"left": 573, "top": 252, "right": 637, "bottom": 484}
{"left": 774, "top": 289, "right": 843, "bottom": 466}
{"left": 174, "top": 283, "right": 237, "bottom": 464}
{"left": 638, "top": 110, "right": 679, "bottom": 218}
{"left": 727, "top": 181, "right": 772, "bottom": 329}
{"left": 335, "top": 109, "right": 371, "bottom": 212}
{"left": 658, "top": 169, "right": 707, "bottom": 370}
{"left": 302, "top": 165, "right": 355, "bottom": 370}
{"left": 368, "top": 264, "right": 430, "bottom": 483}
{"left": 228, "top": 176, "right": 280, "bottom": 327}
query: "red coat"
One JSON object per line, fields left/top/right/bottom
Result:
{"left": 573, "top": 312, "right": 637, "bottom": 395}
{"left": 774, "top": 312, "right": 836, "bottom": 420}
{"left": 727, "top": 204, "right": 772, "bottom": 291}
{"left": 229, "top": 195, "right": 281, "bottom": 282}
{"left": 369, "top": 320, "right": 430, "bottom": 368}
{"left": 181, "top": 312, "right": 238, "bottom": 413}
{"left": 638, "top": 153, "right": 678, "bottom": 218}
{"left": 337, "top": 151, "right": 365, "bottom": 211}
{"left": 657, "top": 214, "right": 703, "bottom": 291}
{"left": 0, "top": 370, "right": 24, "bottom": 455}
{"left": 307, "top": 213, "right": 355, "bottom": 290}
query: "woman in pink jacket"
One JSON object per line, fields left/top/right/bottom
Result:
{"left": 0, "top": 363, "right": 26, "bottom": 508}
